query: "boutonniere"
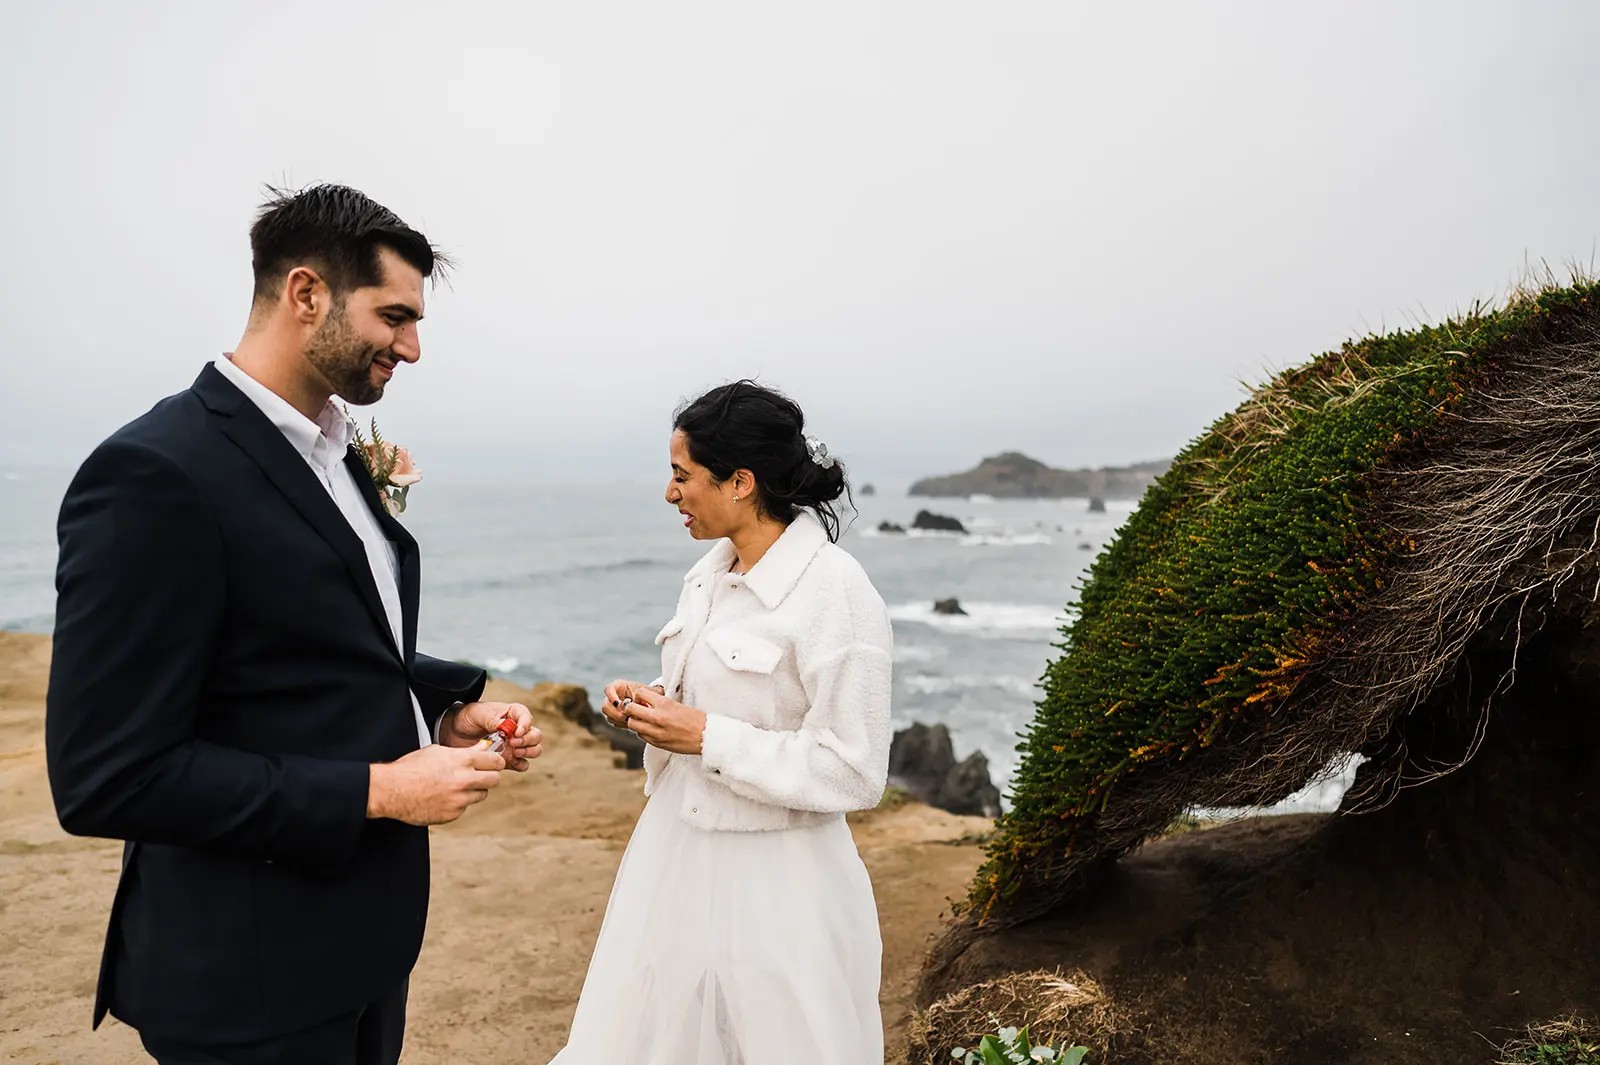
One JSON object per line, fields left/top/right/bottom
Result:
{"left": 349, "top": 415, "right": 421, "bottom": 516}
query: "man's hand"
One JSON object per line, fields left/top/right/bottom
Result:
{"left": 440, "top": 701, "right": 542, "bottom": 770}
{"left": 367, "top": 745, "right": 505, "bottom": 825}
{"left": 623, "top": 687, "right": 708, "bottom": 755}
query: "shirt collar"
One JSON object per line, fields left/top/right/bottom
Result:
{"left": 684, "top": 511, "right": 830, "bottom": 610}
{"left": 213, "top": 354, "right": 353, "bottom": 469}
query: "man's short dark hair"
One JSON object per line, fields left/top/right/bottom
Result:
{"left": 249, "top": 183, "right": 449, "bottom": 303}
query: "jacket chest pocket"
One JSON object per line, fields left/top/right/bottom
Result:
{"left": 700, "top": 628, "right": 784, "bottom": 725}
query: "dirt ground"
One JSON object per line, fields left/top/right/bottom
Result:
{"left": 0, "top": 632, "right": 990, "bottom": 1065}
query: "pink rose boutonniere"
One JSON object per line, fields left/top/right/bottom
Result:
{"left": 350, "top": 418, "right": 421, "bottom": 516}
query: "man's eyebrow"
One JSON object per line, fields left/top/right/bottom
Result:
{"left": 379, "top": 302, "right": 423, "bottom": 322}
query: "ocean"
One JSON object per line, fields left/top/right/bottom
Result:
{"left": 0, "top": 466, "right": 1351, "bottom": 810}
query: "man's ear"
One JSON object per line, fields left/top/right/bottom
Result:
{"left": 284, "top": 266, "right": 326, "bottom": 325}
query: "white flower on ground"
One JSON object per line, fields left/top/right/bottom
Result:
{"left": 1031, "top": 1048, "right": 1058, "bottom": 1062}
{"left": 998, "top": 1027, "right": 1021, "bottom": 1044}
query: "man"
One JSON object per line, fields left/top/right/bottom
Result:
{"left": 45, "top": 184, "right": 541, "bottom": 1064}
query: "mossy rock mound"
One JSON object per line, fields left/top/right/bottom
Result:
{"left": 960, "top": 276, "right": 1600, "bottom": 929}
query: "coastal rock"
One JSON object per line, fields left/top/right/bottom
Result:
{"left": 529, "top": 682, "right": 596, "bottom": 730}
{"left": 936, "top": 751, "right": 1003, "bottom": 818}
{"left": 933, "top": 598, "right": 968, "bottom": 616}
{"left": 878, "top": 521, "right": 907, "bottom": 534}
{"left": 541, "top": 683, "right": 646, "bottom": 769}
{"left": 1087, "top": 496, "right": 1107, "bottom": 513}
{"left": 889, "top": 722, "right": 955, "bottom": 782}
{"left": 888, "top": 723, "right": 1001, "bottom": 818}
{"left": 912, "top": 510, "right": 967, "bottom": 534}
{"left": 861, "top": 483, "right": 877, "bottom": 496}
{"left": 909, "top": 451, "right": 1169, "bottom": 500}
{"left": 591, "top": 719, "right": 646, "bottom": 770}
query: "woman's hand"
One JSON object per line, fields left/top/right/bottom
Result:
{"left": 442, "top": 701, "right": 542, "bottom": 771}
{"left": 622, "top": 687, "right": 708, "bottom": 755}
{"left": 600, "top": 678, "right": 663, "bottom": 729}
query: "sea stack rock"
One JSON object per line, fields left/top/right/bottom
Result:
{"left": 888, "top": 723, "right": 1001, "bottom": 818}
{"left": 1087, "top": 496, "right": 1107, "bottom": 513}
{"left": 912, "top": 510, "right": 967, "bottom": 534}
{"left": 933, "top": 598, "right": 968, "bottom": 616}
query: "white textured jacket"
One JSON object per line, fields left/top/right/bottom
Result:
{"left": 644, "top": 512, "right": 894, "bottom": 831}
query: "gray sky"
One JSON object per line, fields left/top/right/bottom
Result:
{"left": 3, "top": 0, "right": 1597, "bottom": 484}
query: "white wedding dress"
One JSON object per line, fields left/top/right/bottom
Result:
{"left": 548, "top": 753, "right": 883, "bottom": 1063}
{"left": 549, "top": 566, "right": 886, "bottom": 1065}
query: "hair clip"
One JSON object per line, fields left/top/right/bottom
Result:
{"left": 805, "top": 435, "right": 836, "bottom": 469}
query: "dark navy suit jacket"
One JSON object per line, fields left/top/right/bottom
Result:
{"left": 45, "top": 364, "right": 485, "bottom": 1042}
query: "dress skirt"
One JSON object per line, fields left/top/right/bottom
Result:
{"left": 549, "top": 755, "right": 884, "bottom": 1064}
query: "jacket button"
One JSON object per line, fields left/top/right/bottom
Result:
{"left": 691, "top": 807, "right": 698, "bottom": 814}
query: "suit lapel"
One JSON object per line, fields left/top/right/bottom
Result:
{"left": 196, "top": 366, "right": 403, "bottom": 664}
{"left": 343, "top": 448, "right": 421, "bottom": 663}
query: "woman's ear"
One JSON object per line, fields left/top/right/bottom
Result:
{"left": 733, "top": 468, "right": 757, "bottom": 500}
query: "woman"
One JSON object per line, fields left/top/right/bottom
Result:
{"left": 550, "top": 381, "right": 893, "bottom": 1064}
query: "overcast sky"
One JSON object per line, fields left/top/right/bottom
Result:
{"left": 2, "top": 1, "right": 1597, "bottom": 484}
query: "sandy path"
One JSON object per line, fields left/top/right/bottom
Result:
{"left": 0, "top": 633, "right": 986, "bottom": 1064}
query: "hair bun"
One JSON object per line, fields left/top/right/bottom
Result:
{"left": 674, "top": 380, "right": 853, "bottom": 541}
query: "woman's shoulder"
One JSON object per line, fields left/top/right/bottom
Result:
{"left": 801, "top": 542, "right": 890, "bottom": 627}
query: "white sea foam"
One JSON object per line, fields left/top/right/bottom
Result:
{"left": 1195, "top": 754, "right": 1361, "bottom": 818}
{"left": 959, "top": 532, "right": 1053, "bottom": 547}
{"left": 901, "top": 672, "right": 1041, "bottom": 698}
{"left": 485, "top": 656, "right": 521, "bottom": 675}
{"left": 888, "top": 601, "right": 1067, "bottom": 637}
{"left": 860, "top": 525, "right": 1054, "bottom": 546}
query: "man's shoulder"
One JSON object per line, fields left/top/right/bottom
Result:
{"left": 92, "top": 377, "right": 217, "bottom": 469}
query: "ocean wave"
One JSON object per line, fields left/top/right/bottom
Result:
{"left": 861, "top": 526, "right": 1052, "bottom": 546}
{"left": 440, "top": 557, "right": 670, "bottom": 594}
{"left": 485, "top": 656, "right": 521, "bottom": 675}
{"left": 859, "top": 526, "right": 964, "bottom": 540}
{"left": 901, "top": 672, "right": 1041, "bottom": 698}
{"left": 888, "top": 601, "right": 1067, "bottom": 637}
{"left": 959, "top": 532, "right": 1053, "bottom": 548}
{"left": 893, "top": 643, "right": 939, "bottom": 664}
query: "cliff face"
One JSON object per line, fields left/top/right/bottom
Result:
{"left": 908, "top": 451, "right": 1169, "bottom": 499}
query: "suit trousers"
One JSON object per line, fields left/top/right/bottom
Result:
{"left": 137, "top": 979, "right": 407, "bottom": 1065}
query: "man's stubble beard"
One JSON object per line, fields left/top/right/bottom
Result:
{"left": 304, "top": 299, "right": 387, "bottom": 406}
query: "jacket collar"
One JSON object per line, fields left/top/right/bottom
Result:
{"left": 190, "top": 363, "right": 414, "bottom": 664}
{"left": 683, "top": 511, "right": 829, "bottom": 610}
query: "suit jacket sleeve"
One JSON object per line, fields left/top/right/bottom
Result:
{"left": 46, "top": 440, "right": 370, "bottom": 869}
{"left": 410, "top": 652, "right": 488, "bottom": 729}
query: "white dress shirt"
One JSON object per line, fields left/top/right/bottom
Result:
{"left": 214, "top": 355, "right": 432, "bottom": 748}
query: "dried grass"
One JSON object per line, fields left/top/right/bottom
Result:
{"left": 906, "top": 970, "right": 1119, "bottom": 1065}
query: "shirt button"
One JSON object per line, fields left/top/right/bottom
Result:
{"left": 690, "top": 807, "right": 698, "bottom": 814}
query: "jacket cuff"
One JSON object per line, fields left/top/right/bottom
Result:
{"left": 284, "top": 756, "right": 373, "bottom": 868}
{"left": 700, "top": 712, "right": 747, "bottom": 777}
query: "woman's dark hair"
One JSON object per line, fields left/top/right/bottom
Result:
{"left": 249, "top": 183, "right": 450, "bottom": 304}
{"left": 674, "top": 380, "right": 853, "bottom": 542}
